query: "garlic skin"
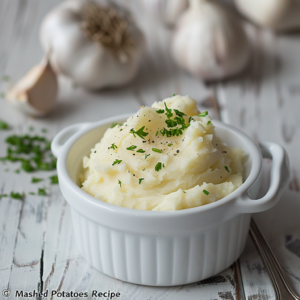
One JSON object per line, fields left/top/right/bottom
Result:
{"left": 7, "top": 60, "right": 58, "bottom": 117}
{"left": 234, "top": 0, "right": 300, "bottom": 32}
{"left": 171, "top": 0, "right": 251, "bottom": 81}
{"left": 40, "top": 0, "right": 145, "bottom": 90}
{"left": 142, "top": 0, "right": 188, "bottom": 27}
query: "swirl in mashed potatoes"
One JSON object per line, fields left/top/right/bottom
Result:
{"left": 80, "top": 95, "right": 244, "bottom": 211}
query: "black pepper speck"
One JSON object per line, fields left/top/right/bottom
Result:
{"left": 176, "top": 150, "right": 179, "bottom": 153}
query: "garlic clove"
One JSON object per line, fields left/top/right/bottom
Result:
{"left": 234, "top": 0, "right": 300, "bottom": 32}
{"left": 7, "top": 60, "right": 58, "bottom": 117}
{"left": 142, "top": 0, "right": 188, "bottom": 28}
{"left": 171, "top": 0, "right": 251, "bottom": 81}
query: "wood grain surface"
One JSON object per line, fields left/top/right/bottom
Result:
{"left": 0, "top": 1, "right": 300, "bottom": 300}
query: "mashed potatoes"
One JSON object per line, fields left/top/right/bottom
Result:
{"left": 80, "top": 95, "right": 244, "bottom": 211}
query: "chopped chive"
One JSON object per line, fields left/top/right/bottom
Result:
{"left": 110, "top": 122, "right": 122, "bottom": 128}
{"left": 155, "top": 162, "right": 162, "bottom": 172}
{"left": 29, "top": 126, "right": 34, "bottom": 131}
{"left": 49, "top": 175, "right": 58, "bottom": 184}
{"left": 139, "top": 178, "right": 144, "bottom": 184}
{"left": 152, "top": 148, "right": 162, "bottom": 153}
{"left": 112, "top": 159, "right": 122, "bottom": 166}
{"left": 142, "top": 168, "right": 145, "bottom": 171}
{"left": 129, "top": 126, "right": 148, "bottom": 140}
{"left": 173, "top": 94, "right": 176, "bottom": 96}
{"left": 41, "top": 128, "right": 47, "bottom": 133}
{"left": 10, "top": 191, "right": 25, "bottom": 200}
{"left": 173, "top": 109, "right": 186, "bottom": 117}
{"left": 168, "top": 144, "right": 173, "bottom": 147}
{"left": 126, "top": 145, "right": 137, "bottom": 151}
{"left": 136, "top": 149, "right": 145, "bottom": 153}
{"left": 203, "top": 190, "right": 209, "bottom": 195}
{"left": 31, "top": 177, "right": 44, "bottom": 183}
{"left": 15, "top": 169, "right": 20, "bottom": 174}
{"left": 0, "top": 194, "right": 8, "bottom": 198}
{"left": 155, "top": 131, "right": 158, "bottom": 136}
{"left": 145, "top": 154, "right": 150, "bottom": 159}
{"left": 225, "top": 166, "right": 230, "bottom": 173}
{"left": 29, "top": 192, "right": 35, "bottom": 195}
{"left": 118, "top": 180, "right": 122, "bottom": 188}
{"left": 206, "top": 121, "right": 211, "bottom": 125}
{"left": 198, "top": 111, "right": 208, "bottom": 117}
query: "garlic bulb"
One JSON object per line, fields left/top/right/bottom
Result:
{"left": 171, "top": 0, "right": 251, "bottom": 81}
{"left": 142, "top": 0, "right": 188, "bottom": 27}
{"left": 234, "top": 0, "right": 300, "bottom": 32}
{"left": 40, "top": 0, "right": 145, "bottom": 90}
{"left": 7, "top": 59, "right": 58, "bottom": 117}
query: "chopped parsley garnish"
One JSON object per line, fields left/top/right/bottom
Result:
{"left": 29, "top": 192, "right": 35, "bottom": 195}
{"left": 152, "top": 148, "right": 162, "bottom": 153}
{"left": 156, "top": 109, "right": 165, "bottom": 114}
{"left": 111, "top": 122, "right": 122, "bottom": 128}
{"left": 136, "top": 149, "right": 145, "bottom": 153}
{"left": 164, "top": 102, "right": 173, "bottom": 119}
{"left": 112, "top": 159, "right": 122, "bottom": 166}
{"left": 173, "top": 94, "right": 176, "bottom": 96}
{"left": 168, "top": 144, "right": 173, "bottom": 146}
{"left": 174, "top": 109, "right": 186, "bottom": 117}
{"left": 49, "top": 175, "right": 58, "bottom": 184}
{"left": 155, "top": 131, "right": 158, "bottom": 136}
{"left": 145, "top": 154, "right": 150, "bottom": 159}
{"left": 29, "top": 126, "right": 34, "bottom": 131}
{"left": 0, "top": 134, "right": 56, "bottom": 172}
{"left": 203, "top": 190, "right": 209, "bottom": 195}
{"left": 31, "top": 177, "right": 44, "bottom": 183}
{"left": 130, "top": 126, "right": 148, "bottom": 140}
{"left": 41, "top": 128, "right": 47, "bottom": 133}
{"left": 206, "top": 121, "right": 211, "bottom": 125}
{"left": 118, "top": 180, "right": 122, "bottom": 187}
{"left": 225, "top": 166, "right": 230, "bottom": 173}
{"left": 126, "top": 145, "right": 137, "bottom": 151}
{"left": 0, "top": 120, "right": 10, "bottom": 130}
{"left": 109, "top": 143, "right": 118, "bottom": 150}
{"left": 0, "top": 194, "right": 8, "bottom": 199}
{"left": 38, "top": 188, "right": 47, "bottom": 196}
{"left": 10, "top": 191, "right": 25, "bottom": 200}
{"left": 165, "top": 119, "right": 178, "bottom": 127}
{"left": 139, "top": 178, "right": 144, "bottom": 184}
{"left": 198, "top": 111, "right": 208, "bottom": 117}
{"left": 155, "top": 162, "right": 162, "bottom": 172}
{"left": 15, "top": 169, "right": 20, "bottom": 174}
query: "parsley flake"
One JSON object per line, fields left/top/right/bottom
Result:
{"left": 126, "top": 145, "right": 137, "bottom": 151}
{"left": 130, "top": 126, "right": 148, "bottom": 140}
{"left": 145, "top": 154, "right": 150, "bottom": 159}
{"left": 198, "top": 111, "right": 208, "bottom": 117}
{"left": 109, "top": 143, "right": 118, "bottom": 150}
{"left": 152, "top": 148, "right": 162, "bottom": 153}
{"left": 38, "top": 188, "right": 47, "bottom": 196}
{"left": 155, "top": 162, "right": 162, "bottom": 172}
{"left": 112, "top": 159, "right": 122, "bottom": 166}
{"left": 136, "top": 149, "right": 145, "bottom": 153}
{"left": 203, "top": 190, "right": 209, "bottom": 195}
{"left": 168, "top": 144, "right": 173, "bottom": 146}
{"left": 155, "top": 131, "right": 158, "bottom": 136}
{"left": 111, "top": 122, "right": 122, "bottom": 128}
{"left": 31, "top": 177, "right": 44, "bottom": 183}
{"left": 139, "top": 178, "right": 144, "bottom": 184}
{"left": 225, "top": 166, "right": 230, "bottom": 173}
{"left": 10, "top": 191, "right": 25, "bottom": 200}
{"left": 118, "top": 180, "right": 122, "bottom": 188}
{"left": 49, "top": 175, "right": 59, "bottom": 184}
{"left": 156, "top": 109, "right": 165, "bottom": 114}
{"left": 174, "top": 109, "right": 186, "bottom": 117}
{"left": 0, "top": 120, "right": 10, "bottom": 130}
{"left": 206, "top": 121, "right": 211, "bottom": 125}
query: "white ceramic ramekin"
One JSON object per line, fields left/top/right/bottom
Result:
{"left": 52, "top": 114, "right": 289, "bottom": 286}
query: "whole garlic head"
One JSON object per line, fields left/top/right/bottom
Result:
{"left": 142, "top": 0, "right": 188, "bottom": 27}
{"left": 40, "top": 0, "right": 145, "bottom": 90}
{"left": 7, "top": 59, "right": 58, "bottom": 117}
{"left": 171, "top": 0, "right": 251, "bottom": 81}
{"left": 234, "top": 0, "right": 300, "bottom": 32}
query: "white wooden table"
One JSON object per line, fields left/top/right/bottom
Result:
{"left": 1, "top": 1, "right": 300, "bottom": 299}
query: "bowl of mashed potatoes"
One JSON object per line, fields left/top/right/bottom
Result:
{"left": 52, "top": 95, "right": 289, "bottom": 286}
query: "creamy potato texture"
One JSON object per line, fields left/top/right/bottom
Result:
{"left": 80, "top": 95, "right": 244, "bottom": 211}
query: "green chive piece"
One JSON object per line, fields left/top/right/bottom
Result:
{"left": 109, "top": 143, "right": 117, "bottom": 150}
{"left": 225, "top": 166, "right": 230, "bottom": 173}
{"left": 152, "top": 148, "right": 162, "bottom": 153}
{"left": 10, "top": 191, "right": 25, "bottom": 200}
{"left": 118, "top": 180, "right": 122, "bottom": 188}
{"left": 206, "top": 121, "right": 211, "bottom": 125}
{"left": 0, "top": 120, "right": 9, "bottom": 130}
{"left": 126, "top": 145, "right": 137, "bottom": 151}
{"left": 155, "top": 162, "right": 162, "bottom": 172}
{"left": 155, "top": 131, "right": 158, "bottom": 136}
{"left": 168, "top": 144, "right": 173, "bottom": 147}
{"left": 41, "top": 128, "right": 47, "bottom": 133}
{"left": 29, "top": 192, "right": 35, "bottom": 195}
{"left": 139, "top": 178, "right": 144, "bottom": 184}
{"left": 111, "top": 122, "right": 122, "bottom": 128}
{"left": 112, "top": 159, "right": 122, "bottom": 166}
{"left": 203, "top": 190, "right": 209, "bottom": 195}
{"left": 136, "top": 149, "right": 145, "bottom": 153}
{"left": 156, "top": 109, "right": 165, "bottom": 114}
{"left": 129, "top": 126, "right": 148, "bottom": 140}
{"left": 173, "top": 94, "right": 176, "bottom": 96}
{"left": 145, "top": 154, "right": 150, "bottom": 159}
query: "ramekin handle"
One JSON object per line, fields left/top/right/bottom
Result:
{"left": 51, "top": 123, "right": 90, "bottom": 158}
{"left": 236, "top": 141, "right": 290, "bottom": 214}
